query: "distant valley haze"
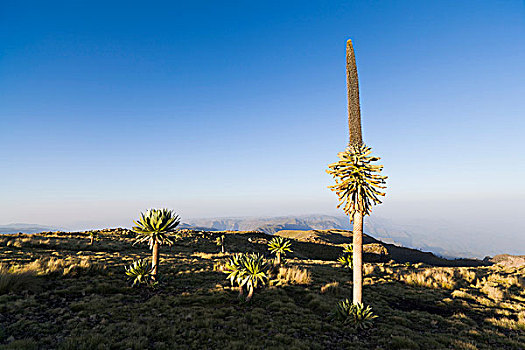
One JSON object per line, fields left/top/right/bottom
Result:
{"left": 2, "top": 195, "right": 523, "bottom": 259}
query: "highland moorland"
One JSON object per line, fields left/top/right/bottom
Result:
{"left": 1, "top": 229, "right": 524, "bottom": 349}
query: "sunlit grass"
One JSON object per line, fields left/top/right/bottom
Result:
{"left": 0, "top": 230, "right": 524, "bottom": 349}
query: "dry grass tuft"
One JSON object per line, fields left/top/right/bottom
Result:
{"left": 451, "top": 339, "right": 479, "bottom": 350}
{"left": 480, "top": 283, "right": 506, "bottom": 301}
{"left": 2, "top": 257, "right": 103, "bottom": 280}
{"left": 0, "top": 264, "right": 40, "bottom": 294}
{"left": 320, "top": 281, "right": 341, "bottom": 295}
{"left": 192, "top": 252, "right": 228, "bottom": 260}
{"left": 398, "top": 267, "right": 458, "bottom": 289}
{"left": 485, "top": 314, "right": 525, "bottom": 331}
{"left": 363, "top": 263, "right": 378, "bottom": 276}
{"left": 276, "top": 266, "right": 311, "bottom": 285}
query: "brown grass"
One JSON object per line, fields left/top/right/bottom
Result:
{"left": 276, "top": 266, "right": 311, "bottom": 285}
{"left": 320, "top": 281, "right": 341, "bottom": 295}
{"left": 0, "top": 263, "right": 40, "bottom": 294}
{"left": 397, "top": 267, "right": 458, "bottom": 289}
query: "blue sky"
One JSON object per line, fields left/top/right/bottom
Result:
{"left": 1, "top": 1, "right": 524, "bottom": 246}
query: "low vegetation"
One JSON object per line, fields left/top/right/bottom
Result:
{"left": 0, "top": 229, "right": 523, "bottom": 349}
{"left": 332, "top": 299, "right": 377, "bottom": 330}
{"left": 125, "top": 259, "right": 153, "bottom": 287}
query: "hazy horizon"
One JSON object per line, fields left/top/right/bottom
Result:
{"left": 2, "top": 195, "right": 523, "bottom": 259}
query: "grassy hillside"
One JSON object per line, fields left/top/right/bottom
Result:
{"left": 0, "top": 229, "right": 524, "bottom": 349}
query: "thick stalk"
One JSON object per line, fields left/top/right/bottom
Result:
{"left": 152, "top": 241, "right": 159, "bottom": 278}
{"left": 352, "top": 212, "right": 363, "bottom": 304}
{"left": 246, "top": 285, "right": 254, "bottom": 302}
{"left": 276, "top": 252, "right": 281, "bottom": 266}
{"left": 346, "top": 39, "right": 363, "bottom": 146}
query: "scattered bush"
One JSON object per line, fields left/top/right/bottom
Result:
{"left": 88, "top": 231, "right": 98, "bottom": 245}
{"left": 480, "top": 283, "right": 506, "bottom": 301}
{"left": 6, "top": 257, "right": 101, "bottom": 277}
{"left": 0, "top": 257, "right": 102, "bottom": 295}
{"left": 363, "top": 264, "right": 377, "bottom": 276}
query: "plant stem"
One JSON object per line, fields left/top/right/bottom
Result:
{"left": 246, "top": 286, "right": 254, "bottom": 302}
{"left": 152, "top": 241, "right": 159, "bottom": 279}
{"left": 352, "top": 212, "right": 363, "bottom": 304}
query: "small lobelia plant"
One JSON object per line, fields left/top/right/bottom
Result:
{"left": 337, "top": 244, "right": 353, "bottom": 270}
{"left": 125, "top": 259, "right": 153, "bottom": 287}
{"left": 224, "top": 254, "right": 245, "bottom": 297}
{"left": 223, "top": 253, "right": 269, "bottom": 302}
{"left": 242, "top": 253, "right": 269, "bottom": 301}
{"left": 132, "top": 208, "right": 180, "bottom": 279}
{"left": 332, "top": 299, "right": 378, "bottom": 330}
{"left": 215, "top": 235, "right": 225, "bottom": 253}
{"left": 267, "top": 237, "right": 292, "bottom": 266}
{"left": 343, "top": 244, "right": 354, "bottom": 255}
{"left": 337, "top": 254, "right": 353, "bottom": 270}
{"left": 88, "top": 231, "right": 98, "bottom": 246}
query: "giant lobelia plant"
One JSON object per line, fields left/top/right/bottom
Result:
{"left": 132, "top": 208, "right": 180, "bottom": 279}
{"left": 326, "top": 39, "right": 387, "bottom": 304}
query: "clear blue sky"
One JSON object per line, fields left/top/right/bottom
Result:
{"left": 1, "top": 1, "right": 524, "bottom": 236}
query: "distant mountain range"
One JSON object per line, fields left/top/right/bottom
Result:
{"left": 184, "top": 215, "right": 351, "bottom": 234}
{"left": 2, "top": 214, "right": 522, "bottom": 259}
{"left": 184, "top": 214, "right": 522, "bottom": 259}
{"left": 0, "top": 223, "right": 59, "bottom": 234}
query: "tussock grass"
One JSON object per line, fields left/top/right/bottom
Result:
{"left": 480, "top": 283, "right": 506, "bottom": 301}
{"left": 320, "top": 281, "right": 341, "bottom": 295}
{"left": 1, "top": 256, "right": 102, "bottom": 284}
{"left": 397, "top": 267, "right": 459, "bottom": 289}
{"left": 0, "top": 264, "right": 40, "bottom": 294}
{"left": 364, "top": 263, "right": 378, "bottom": 276}
{"left": 276, "top": 266, "right": 311, "bottom": 285}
